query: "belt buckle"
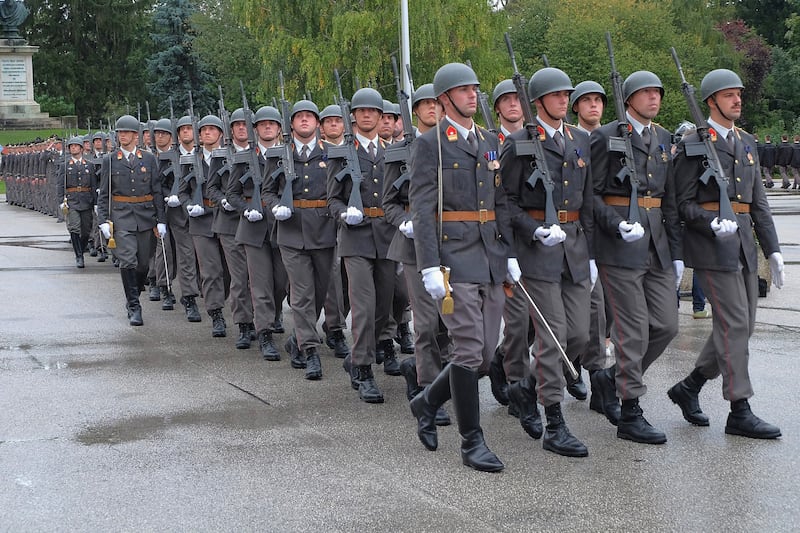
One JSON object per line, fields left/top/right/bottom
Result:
{"left": 366, "top": 206, "right": 378, "bottom": 217}
{"left": 642, "top": 195, "right": 654, "bottom": 209}
{"left": 479, "top": 209, "right": 488, "bottom": 224}
{"left": 558, "top": 210, "right": 568, "bottom": 224}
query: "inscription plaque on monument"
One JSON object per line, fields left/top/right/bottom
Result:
{"left": 1, "top": 57, "right": 26, "bottom": 99}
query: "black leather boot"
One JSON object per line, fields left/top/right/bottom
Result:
{"left": 235, "top": 323, "right": 251, "bottom": 349}
{"left": 148, "top": 277, "right": 160, "bottom": 301}
{"left": 355, "top": 365, "right": 384, "bottom": 404}
{"left": 617, "top": 398, "right": 667, "bottom": 444}
{"left": 489, "top": 345, "right": 509, "bottom": 406}
{"left": 543, "top": 403, "right": 588, "bottom": 457}
{"left": 259, "top": 329, "right": 280, "bottom": 361}
{"left": 180, "top": 295, "right": 202, "bottom": 322}
{"left": 589, "top": 366, "right": 620, "bottom": 426}
{"left": 725, "top": 399, "right": 781, "bottom": 439}
{"left": 507, "top": 376, "right": 542, "bottom": 439}
{"left": 327, "top": 330, "right": 350, "bottom": 359}
{"left": 286, "top": 334, "right": 306, "bottom": 369}
{"left": 70, "top": 233, "right": 84, "bottom": 268}
{"left": 88, "top": 240, "right": 97, "bottom": 257}
{"left": 409, "top": 365, "right": 451, "bottom": 451}
{"left": 209, "top": 309, "right": 226, "bottom": 337}
{"left": 304, "top": 347, "right": 322, "bottom": 380}
{"left": 121, "top": 268, "right": 143, "bottom": 326}
{"left": 400, "top": 356, "right": 423, "bottom": 401}
{"left": 450, "top": 365, "right": 504, "bottom": 472}
{"left": 395, "top": 322, "right": 415, "bottom": 354}
{"left": 97, "top": 247, "right": 107, "bottom": 262}
{"left": 342, "top": 354, "right": 358, "bottom": 390}
{"left": 380, "top": 339, "right": 401, "bottom": 376}
{"left": 565, "top": 363, "right": 588, "bottom": 401}
{"left": 161, "top": 287, "right": 175, "bottom": 311}
{"left": 271, "top": 312, "right": 284, "bottom": 334}
{"left": 667, "top": 368, "right": 709, "bottom": 426}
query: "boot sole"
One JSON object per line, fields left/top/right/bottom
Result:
{"left": 542, "top": 442, "right": 589, "bottom": 457}
{"left": 461, "top": 458, "right": 504, "bottom": 472}
{"left": 617, "top": 431, "right": 667, "bottom": 445}
{"left": 667, "top": 388, "right": 710, "bottom": 426}
{"left": 724, "top": 426, "right": 781, "bottom": 439}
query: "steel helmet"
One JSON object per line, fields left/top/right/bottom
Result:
{"left": 492, "top": 79, "right": 517, "bottom": 108}
{"left": 67, "top": 136, "right": 84, "bottom": 147}
{"left": 230, "top": 107, "right": 246, "bottom": 123}
{"left": 528, "top": 67, "right": 574, "bottom": 102}
{"left": 198, "top": 114, "right": 223, "bottom": 131}
{"left": 154, "top": 118, "right": 173, "bottom": 133}
{"left": 570, "top": 80, "right": 607, "bottom": 111}
{"left": 622, "top": 71, "right": 664, "bottom": 102}
{"left": 700, "top": 69, "right": 744, "bottom": 102}
{"left": 412, "top": 83, "right": 436, "bottom": 108}
{"left": 351, "top": 88, "right": 384, "bottom": 111}
{"left": 433, "top": 63, "right": 480, "bottom": 96}
{"left": 253, "top": 105, "right": 282, "bottom": 125}
{"left": 291, "top": 99, "right": 320, "bottom": 119}
{"left": 115, "top": 114, "right": 139, "bottom": 132}
{"left": 319, "top": 104, "right": 343, "bottom": 121}
{"left": 176, "top": 115, "right": 193, "bottom": 129}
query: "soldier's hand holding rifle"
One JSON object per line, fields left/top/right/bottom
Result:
{"left": 534, "top": 224, "right": 567, "bottom": 246}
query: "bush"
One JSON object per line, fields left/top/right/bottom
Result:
{"left": 37, "top": 94, "right": 75, "bottom": 117}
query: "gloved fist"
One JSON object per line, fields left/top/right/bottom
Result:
{"left": 245, "top": 209, "right": 263, "bottom": 222}
{"left": 421, "top": 266, "right": 448, "bottom": 300}
{"left": 156, "top": 223, "right": 167, "bottom": 238}
{"left": 672, "top": 260, "right": 685, "bottom": 291}
{"left": 506, "top": 258, "right": 521, "bottom": 283}
{"left": 589, "top": 259, "right": 598, "bottom": 291}
{"left": 272, "top": 205, "right": 292, "bottom": 221}
{"left": 533, "top": 223, "right": 567, "bottom": 246}
{"left": 618, "top": 221, "right": 645, "bottom": 243}
{"left": 399, "top": 219, "right": 414, "bottom": 238}
{"left": 341, "top": 206, "right": 364, "bottom": 225}
{"left": 221, "top": 198, "right": 236, "bottom": 212}
{"left": 769, "top": 252, "right": 785, "bottom": 289}
{"left": 187, "top": 204, "right": 205, "bottom": 217}
{"left": 99, "top": 223, "right": 111, "bottom": 239}
{"left": 60, "top": 201, "right": 68, "bottom": 212}
{"left": 166, "top": 195, "right": 181, "bottom": 208}
{"left": 710, "top": 217, "right": 738, "bottom": 238}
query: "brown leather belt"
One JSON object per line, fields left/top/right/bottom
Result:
{"left": 700, "top": 201, "right": 750, "bottom": 214}
{"left": 527, "top": 209, "right": 579, "bottom": 223}
{"left": 293, "top": 199, "right": 327, "bottom": 208}
{"left": 112, "top": 194, "right": 153, "bottom": 203}
{"left": 66, "top": 187, "right": 92, "bottom": 193}
{"left": 439, "top": 209, "right": 496, "bottom": 223}
{"left": 363, "top": 207, "right": 385, "bottom": 217}
{"left": 244, "top": 196, "right": 267, "bottom": 207}
{"left": 203, "top": 198, "right": 215, "bottom": 208}
{"left": 603, "top": 195, "right": 662, "bottom": 209}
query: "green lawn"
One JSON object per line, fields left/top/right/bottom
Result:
{"left": 0, "top": 129, "right": 68, "bottom": 146}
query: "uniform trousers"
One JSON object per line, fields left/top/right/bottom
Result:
{"left": 66, "top": 208, "right": 93, "bottom": 243}
{"left": 694, "top": 265, "right": 757, "bottom": 401}
{"left": 439, "top": 282, "right": 504, "bottom": 373}
{"left": 281, "top": 246, "right": 334, "bottom": 350}
{"left": 324, "top": 252, "right": 349, "bottom": 333}
{"left": 403, "top": 260, "right": 450, "bottom": 386}
{"left": 343, "top": 256, "right": 395, "bottom": 366}
{"left": 581, "top": 278, "right": 608, "bottom": 371}
{"left": 525, "top": 274, "right": 590, "bottom": 406}
{"left": 191, "top": 234, "right": 226, "bottom": 312}
{"left": 167, "top": 210, "right": 200, "bottom": 298}
{"left": 114, "top": 228, "right": 154, "bottom": 272}
{"left": 500, "top": 283, "right": 533, "bottom": 383}
{"left": 219, "top": 233, "right": 253, "bottom": 324}
{"left": 244, "top": 242, "right": 278, "bottom": 332}
{"left": 599, "top": 250, "right": 678, "bottom": 400}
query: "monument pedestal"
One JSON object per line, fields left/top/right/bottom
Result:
{"left": 0, "top": 43, "right": 61, "bottom": 128}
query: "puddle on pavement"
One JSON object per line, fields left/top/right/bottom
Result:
{"left": 75, "top": 401, "right": 283, "bottom": 445}
{"left": 60, "top": 352, "right": 182, "bottom": 370}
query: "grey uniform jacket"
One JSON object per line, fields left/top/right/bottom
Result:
{"left": 383, "top": 138, "right": 415, "bottom": 264}
{"left": 207, "top": 149, "right": 241, "bottom": 236}
{"left": 57, "top": 157, "right": 96, "bottom": 211}
{"left": 97, "top": 149, "right": 165, "bottom": 231}
{"left": 178, "top": 156, "right": 219, "bottom": 238}
{"left": 673, "top": 128, "right": 779, "bottom": 272}
{"left": 227, "top": 148, "right": 273, "bottom": 248}
{"left": 158, "top": 149, "right": 190, "bottom": 228}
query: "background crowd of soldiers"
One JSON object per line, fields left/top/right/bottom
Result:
{"left": 0, "top": 39, "right": 788, "bottom": 472}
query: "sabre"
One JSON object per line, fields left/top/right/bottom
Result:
{"left": 512, "top": 280, "right": 579, "bottom": 379}
{"left": 159, "top": 233, "right": 171, "bottom": 294}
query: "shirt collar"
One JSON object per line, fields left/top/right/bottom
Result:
{"left": 626, "top": 112, "right": 650, "bottom": 136}
{"left": 536, "top": 117, "right": 563, "bottom": 139}
{"left": 444, "top": 116, "right": 475, "bottom": 140}
{"left": 707, "top": 118, "right": 733, "bottom": 140}
{"left": 355, "top": 132, "right": 378, "bottom": 149}
{"left": 293, "top": 136, "right": 317, "bottom": 153}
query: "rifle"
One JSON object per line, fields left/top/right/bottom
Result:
{"left": 136, "top": 103, "right": 143, "bottom": 149}
{"left": 145, "top": 101, "right": 156, "bottom": 153}
{"left": 605, "top": 32, "right": 641, "bottom": 223}
{"left": 237, "top": 80, "right": 266, "bottom": 213}
{"left": 327, "top": 68, "right": 364, "bottom": 212}
{"left": 670, "top": 47, "right": 736, "bottom": 222}
{"left": 542, "top": 54, "right": 550, "bottom": 68}
{"left": 214, "top": 85, "right": 233, "bottom": 178}
{"left": 267, "top": 71, "right": 299, "bottom": 211}
{"left": 466, "top": 59, "right": 497, "bottom": 134}
{"left": 385, "top": 56, "right": 415, "bottom": 191}
{"left": 504, "top": 32, "right": 559, "bottom": 225}
{"left": 161, "top": 96, "right": 182, "bottom": 197}
{"left": 180, "top": 91, "right": 206, "bottom": 208}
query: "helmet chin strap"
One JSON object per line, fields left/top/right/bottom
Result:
{"left": 710, "top": 95, "right": 734, "bottom": 123}
{"left": 538, "top": 97, "right": 560, "bottom": 124}
{"left": 443, "top": 91, "right": 471, "bottom": 121}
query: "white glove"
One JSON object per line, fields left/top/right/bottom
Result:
{"left": 60, "top": 201, "right": 68, "bottom": 212}
{"left": 710, "top": 217, "right": 738, "bottom": 238}
{"left": 618, "top": 221, "right": 645, "bottom": 243}
{"left": 769, "top": 252, "right": 785, "bottom": 289}
{"left": 99, "top": 223, "right": 111, "bottom": 239}
{"left": 166, "top": 195, "right": 181, "bottom": 208}
{"left": 589, "top": 259, "right": 598, "bottom": 291}
{"left": 533, "top": 224, "right": 567, "bottom": 246}
{"left": 421, "top": 266, "right": 448, "bottom": 300}
{"left": 245, "top": 209, "right": 263, "bottom": 222}
{"left": 156, "top": 223, "right": 167, "bottom": 238}
{"left": 399, "top": 219, "right": 414, "bottom": 238}
{"left": 188, "top": 204, "right": 206, "bottom": 217}
{"left": 272, "top": 205, "right": 292, "bottom": 221}
{"left": 341, "top": 206, "right": 364, "bottom": 225}
{"left": 221, "top": 198, "right": 236, "bottom": 212}
{"left": 93, "top": 205, "right": 98, "bottom": 215}
{"left": 672, "top": 260, "right": 685, "bottom": 291}
{"left": 506, "top": 258, "right": 521, "bottom": 283}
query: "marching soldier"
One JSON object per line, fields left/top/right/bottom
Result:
{"left": 761, "top": 135, "right": 776, "bottom": 188}
{"left": 669, "top": 69, "right": 784, "bottom": 439}
{"left": 590, "top": 71, "right": 682, "bottom": 444}
{"left": 408, "top": 63, "right": 514, "bottom": 472}
{"left": 57, "top": 136, "right": 97, "bottom": 268}
{"left": 97, "top": 115, "right": 167, "bottom": 326}
{"left": 777, "top": 134, "right": 793, "bottom": 188}
{"left": 150, "top": 119, "right": 177, "bottom": 310}
{"left": 493, "top": 79, "right": 524, "bottom": 143}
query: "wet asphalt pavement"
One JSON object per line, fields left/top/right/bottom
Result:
{"left": 1, "top": 191, "right": 799, "bottom": 532}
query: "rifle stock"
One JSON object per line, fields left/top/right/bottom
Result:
{"left": 328, "top": 68, "right": 364, "bottom": 212}
{"left": 273, "top": 71, "right": 298, "bottom": 211}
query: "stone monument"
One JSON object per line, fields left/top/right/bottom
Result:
{"left": 0, "top": 0, "right": 60, "bottom": 128}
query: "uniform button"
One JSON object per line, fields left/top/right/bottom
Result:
{"left": 304, "top": 175, "right": 309, "bottom": 180}
{"left": 647, "top": 173, "right": 652, "bottom": 178}
{"left": 564, "top": 199, "right": 569, "bottom": 205}
{"left": 737, "top": 194, "right": 742, "bottom": 199}
{"left": 443, "top": 234, "right": 448, "bottom": 241}
{"left": 734, "top": 159, "right": 739, "bottom": 164}
{"left": 564, "top": 180, "right": 569, "bottom": 186}
{"left": 373, "top": 164, "right": 377, "bottom": 169}
{"left": 476, "top": 163, "right": 481, "bottom": 169}
{"left": 373, "top": 192, "right": 378, "bottom": 197}
{"left": 479, "top": 181, "right": 484, "bottom": 187}
{"left": 563, "top": 162, "right": 568, "bottom": 167}
{"left": 648, "top": 155, "right": 652, "bottom": 160}
{"left": 304, "top": 188, "right": 309, "bottom": 193}
{"left": 453, "top": 163, "right": 459, "bottom": 169}
{"left": 479, "top": 200, "right": 484, "bottom": 206}
{"left": 736, "top": 177, "right": 741, "bottom": 182}
{"left": 373, "top": 178, "right": 378, "bottom": 183}
{"left": 647, "top": 190, "right": 652, "bottom": 195}
{"left": 304, "top": 162, "right": 309, "bottom": 167}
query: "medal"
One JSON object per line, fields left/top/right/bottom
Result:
{"left": 745, "top": 145, "right": 754, "bottom": 165}
{"left": 659, "top": 144, "right": 669, "bottom": 162}
{"left": 319, "top": 161, "right": 327, "bottom": 168}
{"left": 484, "top": 150, "right": 499, "bottom": 170}
{"left": 574, "top": 148, "right": 585, "bottom": 168}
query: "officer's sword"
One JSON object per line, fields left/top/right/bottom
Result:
{"left": 159, "top": 233, "right": 171, "bottom": 295}
{"left": 512, "top": 280, "right": 579, "bottom": 380}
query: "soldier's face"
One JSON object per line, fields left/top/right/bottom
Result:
{"left": 154, "top": 131, "right": 172, "bottom": 150}
{"left": 178, "top": 125, "right": 194, "bottom": 145}
{"left": 118, "top": 131, "right": 137, "bottom": 149}
{"left": 443, "top": 85, "right": 478, "bottom": 118}
{"left": 83, "top": 141, "right": 91, "bottom": 151}
{"left": 256, "top": 120, "right": 280, "bottom": 143}
{"left": 414, "top": 98, "right": 440, "bottom": 128}
{"left": 291, "top": 111, "right": 319, "bottom": 140}
{"left": 538, "top": 91, "right": 570, "bottom": 120}
{"left": 495, "top": 93, "right": 523, "bottom": 123}
{"left": 231, "top": 121, "right": 248, "bottom": 144}
{"left": 143, "top": 131, "right": 151, "bottom": 145}
{"left": 321, "top": 116, "right": 344, "bottom": 140}
{"left": 200, "top": 125, "right": 222, "bottom": 148}
{"left": 627, "top": 87, "right": 662, "bottom": 121}
{"left": 354, "top": 108, "right": 381, "bottom": 135}
{"left": 93, "top": 139, "right": 103, "bottom": 151}
{"left": 69, "top": 144, "right": 82, "bottom": 157}
{"left": 378, "top": 113, "right": 396, "bottom": 140}
{"left": 574, "top": 93, "right": 604, "bottom": 127}
{"left": 709, "top": 88, "right": 742, "bottom": 122}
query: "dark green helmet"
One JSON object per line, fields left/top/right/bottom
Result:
{"left": 154, "top": 118, "right": 173, "bottom": 133}
{"left": 176, "top": 115, "right": 193, "bottom": 129}
{"left": 433, "top": 63, "right": 479, "bottom": 96}
{"left": 412, "top": 83, "right": 436, "bottom": 108}
{"left": 198, "top": 114, "right": 223, "bottom": 131}
{"left": 382, "top": 99, "right": 398, "bottom": 117}
{"left": 319, "top": 104, "right": 343, "bottom": 121}
{"left": 351, "top": 88, "right": 384, "bottom": 111}
{"left": 622, "top": 71, "right": 664, "bottom": 102}
{"left": 528, "top": 68, "right": 573, "bottom": 102}
{"left": 253, "top": 105, "right": 282, "bottom": 125}
{"left": 570, "top": 80, "right": 607, "bottom": 111}
{"left": 230, "top": 107, "right": 246, "bottom": 123}
{"left": 115, "top": 114, "right": 140, "bottom": 132}
{"left": 291, "top": 99, "right": 320, "bottom": 119}
{"left": 700, "top": 69, "right": 744, "bottom": 102}
{"left": 492, "top": 79, "right": 517, "bottom": 108}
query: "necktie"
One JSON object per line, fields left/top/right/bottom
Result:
{"left": 128, "top": 152, "right": 135, "bottom": 164}
{"left": 302, "top": 144, "right": 309, "bottom": 161}
{"left": 368, "top": 141, "right": 376, "bottom": 158}
{"left": 553, "top": 130, "right": 564, "bottom": 153}
{"left": 641, "top": 126, "right": 651, "bottom": 149}
{"left": 727, "top": 131, "right": 735, "bottom": 152}
{"left": 467, "top": 131, "right": 478, "bottom": 153}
